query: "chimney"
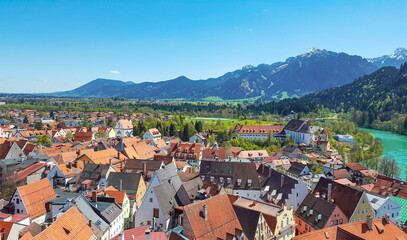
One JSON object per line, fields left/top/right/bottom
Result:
{"left": 203, "top": 204, "right": 208, "bottom": 220}
{"left": 109, "top": 158, "right": 113, "bottom": 166}
{"left": 280, "top": 175, "right": 284, "bottom": 187}
{"left": 328, "top": 183, "right": 332, "bottom": 202}
{"left": 268, "top": 168, "right": 272, "bottom": 178}
{"left": 91, "top": 191, "right": 97, "bottom": 202}
{"left": 384, "top": 214, "right": 390, "bottom": 225}
{"left": 88, "top": 220, "right": 92, "bottom": 227}
{"left": 119, "top": 179, "right": 123, "bottom": 191}
{"left": 366, "top": 216, "right": 373, "bottom": 231}
{"left": 118, "top": 232, "right": 124, "bottom": 240}
{"left": 143, "top": 162, "right": 147, "bottom": 175}
{"left": 145, "top": 229, "right": 151, "bottom": 240}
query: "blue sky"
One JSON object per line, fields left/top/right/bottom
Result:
{"left": 1, "top": 0, "right": 406, "bottom": 93}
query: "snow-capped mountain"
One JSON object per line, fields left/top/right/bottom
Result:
{"left": 368, "top": 48, "right": 407, "bottom": 68}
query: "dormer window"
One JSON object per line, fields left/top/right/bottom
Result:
{"left": 248, "top": 179, "right": 252, "bottom": 187}
{"left": 227, "top": 178, "right": 231, "bottom": 184}
{"left": 219, "top": 177, "right": 224, "bottom": 183}
{"left": 210, "top": 176, "right": 214, "bottom": 182}
{"left": 237, "top": 179, "right": 242, "bottom": 186}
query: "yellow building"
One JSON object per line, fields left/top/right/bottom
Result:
{"left": 349, "top": 192, "right": 375, "bottom": 222}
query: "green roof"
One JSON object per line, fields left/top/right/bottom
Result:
{"left": 391, "top": 196, "right": 407, "bottom": 224}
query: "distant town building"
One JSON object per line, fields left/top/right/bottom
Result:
{"left": 237, "top": 125, "right": 284, "bottom": 140}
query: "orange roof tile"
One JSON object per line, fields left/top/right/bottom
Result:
{"left": 183, "top": 193, "right": 244, "bottom": 240}
{"left": 17, "top": 178, "right": 56, "bottom": 219}
{"left": 32, "top": 206, "right": 95, "bottom": 240}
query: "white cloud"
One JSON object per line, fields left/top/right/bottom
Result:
{"left": 110, "top": 70, "right": 121, "bottom": 74}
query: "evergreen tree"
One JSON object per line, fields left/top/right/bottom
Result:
{"left": 50, "top": 111, "right": 55, "bottom": 119}
{"left": 195, "top": 121, "right": 203, "bottom": 133}
{"left": 169, "top": 123, "right": 176, "bottom": 136}
{"left": 34, "top": 122, "right": 43, "bottom": 130}
{"left": 81, "top": 117, "right": 90, "bottom": 127}
{"left": 23, "top": 116, "right": 28, "bottom": 124}
{"left": 182, "top": 124, "right": 192, "bottom": 142}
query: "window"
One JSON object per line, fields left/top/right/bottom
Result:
{"left": 17, "top": 209, "right": 20, "bottom": 213}
{"left": 330, "top": 221, "right": 333, "bottom": 226}
{"left": 147, "top": 220, "right": 151, "bottom": 225}
{"left": 153, "top": 208, "right": 159, "bottom": 218}
{"left": 305, "top": 225, "right": 308, "bottom": 230}
{"left": 149, "top": 198, "right": 153, "bottom": 203}
{"left": 299, "top": 220, "right": 302, "bottom": 226}
{"left": 339, "top": 219, "right": 343, "bottom": 224}
{"left": 335, "top": 220, "right": 338, "bottom": 225}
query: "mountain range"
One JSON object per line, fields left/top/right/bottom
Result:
{"left": 52, "top": 48, "right": 407, "bottom": 101}
{"left": 304, "top": 63, "right": 407, "bottom": 113}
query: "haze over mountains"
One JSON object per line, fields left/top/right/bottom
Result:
{"left": 53, "top": 48, "right": 407, "bottom": 101}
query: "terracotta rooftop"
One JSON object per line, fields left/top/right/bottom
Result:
{"left": 17, "top": 178, "right": 56, "bottom": 219}
{"left": 182, "top": 193, "right": 244, "bottom": 240}
{"left": 293, "top": 216, "right": 407, "bottom": 240}
{"left": 32, "top": 205, "right": 95, "bottom": 240}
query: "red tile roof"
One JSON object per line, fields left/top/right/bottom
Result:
{"left": 183, "top": 193, "right": 244, "bottom": 240}
{"left": 6, "top": 162, "right": 46, "bottom": 182}
{"left": 112, "top": 225, "right": 167, "bottom": 240}
{"left": 0, "top": 222, "right": 14, "bottom": 240}
{"left": 32, "top": 206, "right": 95, "bottom": 240}
{"left": 238, "top": 125, "right": 284, "bottom": 134}
{"left": 293, "top": 217, "right": 407, "bottom": 240}
{"left": 17, "top": 178, "right": 56, "bottom": 219}
{"left": 346, "top": 163, "right": 368, "bottom": 171}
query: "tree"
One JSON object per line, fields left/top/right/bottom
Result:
{"left": 81, "top": 117, "right": 90, "bottom": 127}
{"left": 379, "top": 155, "right": 401, "bottom": 179}
{"left": 50, "top": 111, "right": 55, "bottom": 119}
{"left": 206, "top": 134, "right": 216, "bottom": 147}
{"left": 34, "top": 122, "right": 43, "bottom": 130}
{"left": 66, "top": 132, "right": 74, "bottom": 140}
{"left": 23, "top": 116, "right": 28, "bottom": 124}
{"left": 95, "top": 131, "right": 107, "bottom": 139}
{"left": 169, "top": 123, "right": 176, "bottom": 136}
{"left": 195, "top": 121, "right": 203, "bottom": 133}
{"left": 36, "top": 134, "right": 51, "bottom": 146}
{"left": 182, "top": 124, "right": 193, "bottom": 142}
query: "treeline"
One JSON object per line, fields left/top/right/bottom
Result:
{"left": 305, "top": 65, "right": 407, "bottom": 135}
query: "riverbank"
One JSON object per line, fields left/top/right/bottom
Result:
{"left": 360, "top": 128, "right": 407, "bottom": 180}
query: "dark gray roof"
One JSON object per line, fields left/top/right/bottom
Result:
{"left": 260, "top": 170, "right": 299, "bottom": 207}
{"left": 175, "top": 177, "right": 203, "bottom": 206}
{"left": 298, "top": 124, "right": 313, "bottom": 134}
{"left": 72, "top": 163, "right": 110, "bottom": 190}
{"left": 107, "top": 172, "right": 142, "bottom": 194}
{"left": 283, "top": 145, "right": 300, "bottom": 153}
{"left": 287, "top": 162, "right": 308, "bottom": 176}
{"left": 153, "top": 180, "right": 179, "bottom": 219}
{"left": 155, "top": 163, "right": 182, "bottom": 191}
{"left": 295, "top": 193, "right": 337, "bottom": 230}
{"left": 313, "top": 177, "right": 363, "bottom": 219}
{"left": 88, "top": 196, "right": 122, "bottom": 224}
{"left": 233, "top": 206, "right": 261, "bottom": 240}
{"left": 199, "top": 160, "right": 261, "bottom": 191}
{"left": 284, "top": 119, "right": 305, "bottom": 132}
{"left": 74, "top": 195, "right": 109, "bottom": 233}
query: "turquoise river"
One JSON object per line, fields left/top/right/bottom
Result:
{"left": 360, "top": 128, "right": 407, "bottom": 180}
